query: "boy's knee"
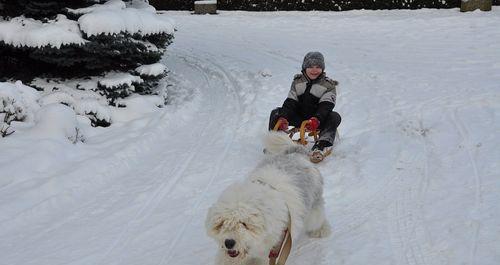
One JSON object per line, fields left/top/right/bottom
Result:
{"left": 270, "top": 107, "right": 281, "bottom": 117}
{"left": 269, "top": 107, "right": 282, "bottom": 130}
{"left": 326, "top": 111, "right": 341, "bottom": 127}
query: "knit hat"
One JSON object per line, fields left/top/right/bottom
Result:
{"left": 302, "top": 51, "right": 325, "bottom": 70}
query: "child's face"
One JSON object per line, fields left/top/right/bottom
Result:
{"left": 305, "top": 66, "right": 323, "bottom": 80}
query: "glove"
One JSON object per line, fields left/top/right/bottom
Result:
{"left": 277, "top": 117, "right": 289, "bottom": 131}
{"left": 306, "top": 117, "right": 320, "bottom": 131}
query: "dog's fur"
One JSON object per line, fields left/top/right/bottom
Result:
{"left": 205, "top": 132, "right": 331, "bottom": 265}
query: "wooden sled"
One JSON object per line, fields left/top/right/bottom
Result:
{"left": 272, "top": 119, "right": 334, "bottom": 163}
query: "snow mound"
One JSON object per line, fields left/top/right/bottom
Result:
{"left": 0, "top": 15, "right": 86, "bottom": 48}
{"left": 78, "top": 8, "right": 175, "bottom": 37}
{"left": 39, "top": 91, "right": 77, "bottom": 107}
{"left": 195, "top": 1, "right": 218, "bottom": 4}
{"left": 38, "top": 89, "right": 111, "bottom": 127}
{"left": 126, "top": 0, "right": 157, "bottom": 12}
{"left": 28, "top": 104, "right": 80, "bottom": 142}
{"left": 67, "top": 0, "right": 126, "bottom": 15}
{"left": 135, "top": 63, "right": 167, "bottom": 77}
{"left": 98, "top": 72, "right": 143, "bottom": 88}
{"left": 12, "top": 81, "right": 40, "bottom": 110}
{"left": 112, "top": 95, "right": 165, "bottom": 122}
{"left": 74, "top": 99, "right": 112, "bottom": 127}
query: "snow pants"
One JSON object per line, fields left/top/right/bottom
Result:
{"left": 268, "top": 107, "right": 341, "bottom": 145}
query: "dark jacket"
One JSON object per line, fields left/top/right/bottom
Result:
{"left": 281, "top": 72, "right": 338, "bottom": 123}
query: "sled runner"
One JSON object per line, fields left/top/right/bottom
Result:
{"left": 272, "top": 119, "right": 335, "bottom": 163}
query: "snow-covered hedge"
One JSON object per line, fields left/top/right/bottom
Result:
{"left": 150, "top": 0, "right": 500, "bottom": 11}
{"left": 149, "top": 0, "right": 197, "bottom": 10}
{"left": 0, "top": 0, "right": 174, "bottom": 104}
{"left": 219, "top": 0, "right": 459, "bottom": 11}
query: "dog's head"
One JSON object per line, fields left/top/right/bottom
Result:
{"left": 205, "top": 194, "right": 269, "bottom": 262}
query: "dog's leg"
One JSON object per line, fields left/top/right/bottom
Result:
{"left": 305, "top": 199, "right": 331, "bottom": 238}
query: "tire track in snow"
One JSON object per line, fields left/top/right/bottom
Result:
{"left": 304, "top": 75, "right": 440, "bottom": 265}
{"left": 386, "top": 103, "right": 442, "bottom": 265}
{"left": 0, "top": 112, "right": 174, "bottom": 225}
{"left": 157, "top": 49, "right": 244, "bottom": 265}
{"left": 98, "top": 44, "right": 250, "bottom": 265}
{"left": 97, "top": 137, "right": 206, "bottom": 265}
{"left": 388, "top": 158, "right": 434, "bottom": 265}
{"left": 20, "top": 117, "right": 196, "bottom": 261}
{"left": 158, "top": 119, "right": 236, "bottom": 265}
{"left": 94, "top": 53, "right": 229, "bottom": 265}
{"left": 22, "top": 56, "right": 207, "bottom": 264}
{"left": 348, "top": 93, "right": 497, "bottom": 138}
{"left": 329, "top": 175, "right": 399, "bottom": 237}
{"left": 0, "top": 111, "right": 188, "bottom": 262}
{"left": 449, "top": 109, "right": 482, "bottom": 265}
{"left": 98, "top": 64, "right": 215, "bottom": 264}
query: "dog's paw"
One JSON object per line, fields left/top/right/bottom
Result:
{"left": 307, "top": 221, "right": 331, "bottom": 238}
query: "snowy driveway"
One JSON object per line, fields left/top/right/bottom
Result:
{"left": 1, "top": 9, "right": 500, "bottom": 265}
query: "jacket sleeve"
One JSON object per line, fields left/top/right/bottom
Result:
{"left": 314, "top": 82, "right": 337, "bottom": 123}
{"left": 280, "top": 81, "right": 299, "bottom": 119}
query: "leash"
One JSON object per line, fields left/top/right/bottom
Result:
{"left": 269, "top": 211, "right": 292, "bottom": 265}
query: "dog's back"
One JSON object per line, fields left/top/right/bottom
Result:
{"left": 263, "top": 132, "right": 309, "bottom": 156}
{"left": 256, "top": 132, "right": 327, "bottom": 243}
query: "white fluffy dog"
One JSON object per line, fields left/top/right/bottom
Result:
{"left": 205, "top": 132, "right": 331, "bottom": 265}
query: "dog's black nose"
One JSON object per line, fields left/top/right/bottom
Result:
{"left": 224, "top": 239, "right": 236, "bottom": 249}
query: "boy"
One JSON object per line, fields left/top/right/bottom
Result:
{"left": 268, "top": 51, "right": 341, "bottom": 162}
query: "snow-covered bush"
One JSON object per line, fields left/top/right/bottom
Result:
{"left": 0, "top": 79, "right": 170, "bottom": 140}
{"left": 39, "top": 91, "right": 77, "bottom": 107}
{"left": 0, "top": 0, "right": 174, "bottom": 104}
{"left": 0, "top": 81, "right": 39, "bottom": 137}
{"left": 97, "top": 71, "right": 143, "bottom": 105}
{"left": 0, "top": 87, "right": 26, "bottom": 136}
{"left": 134, "top": 63, "right": 168, "bottom": 95}
{"left": 73, "top": 99, "right": 112, "bottom": 128}
{"left": 0, "top": 81, "right": 115, "bottom": 140}
{"left": 39, "top": 91, "right": 112, "bottom": 127}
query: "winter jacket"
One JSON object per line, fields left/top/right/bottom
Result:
{"left": 281, "top": 72, "right": 338, "bottom": 123}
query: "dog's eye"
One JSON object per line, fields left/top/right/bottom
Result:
{"left": 240, "top": 222, "right": 248, "bottom": 229}
{"left": 214, "top": 221, "right": 224, "bottom": 232}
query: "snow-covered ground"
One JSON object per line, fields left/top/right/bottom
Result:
{"left": 1, "top": 8, "right": 500, "bottom": 265}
